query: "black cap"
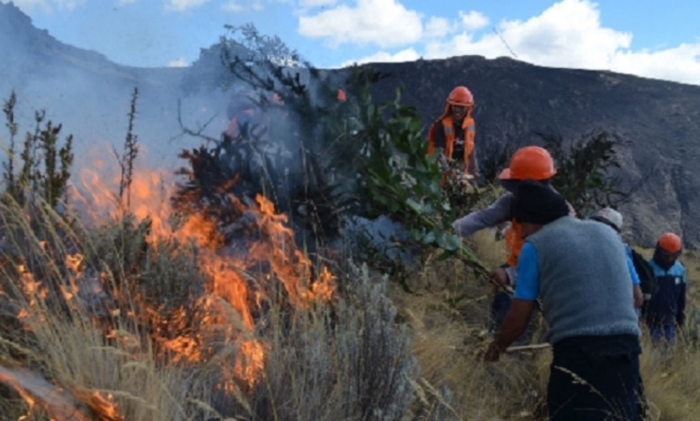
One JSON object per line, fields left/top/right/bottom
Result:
{"left": 513, "top": 180, "right": 569, "bottom": 225}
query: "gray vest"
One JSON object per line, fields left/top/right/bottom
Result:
{"left": 528, "top": 216, "right": 641, "bottom": 344}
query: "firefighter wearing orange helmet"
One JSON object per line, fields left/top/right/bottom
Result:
{"left": 645, "top": 232, "right": 686, "bottom": 346}
{"left": 452, "top": 146, "right": 575, "bottom": 335}
{"left": 427, "top": 86, "right": 478, "bottom": 181}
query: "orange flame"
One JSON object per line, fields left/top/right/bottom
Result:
{"left": 65, "top": 157, "right": 336, "bottom": 387}
{"left": 0, "top": 366, "right": 124, "bottom": 421}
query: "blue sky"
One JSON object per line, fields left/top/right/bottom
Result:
{"left": 5, "top": 0, "right": 700, "bottom": 84}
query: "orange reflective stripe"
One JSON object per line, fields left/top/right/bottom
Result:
{"left": 505, "top": 219, "right": 524, "bottom": 267}
{"left": 428, "top": 104, "right": 476, "bottom": 175}
{"left": 462, "top": 119, "right": 475, "bottom": 174}
{"left": 441, "top": 116, "right": 476, "bottom": 175}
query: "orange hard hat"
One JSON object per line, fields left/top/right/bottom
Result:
{"left": 337, "top": 88, "right": 347, "bottom": 102}
{"left": 499, "top": 146, "right": 557, "bottom": 180}
{"left": 447, "top": 86, "right": 474, "bottom": 106}
{"left": 657, "top": 232, "right": 682, "bottom": 254}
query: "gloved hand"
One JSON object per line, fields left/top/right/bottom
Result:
{"left": 436, "top": 152, "right": 451, "bottom": 173}
{"left": 488, "top": 268, "right": 510, "bottom": 289}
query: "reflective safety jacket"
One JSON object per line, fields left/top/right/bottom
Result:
{"left": 645, "top": 259, "right": 686, "bottom": 326}
{"left": 427, "top": 108, "right": 476, "bottom": 176}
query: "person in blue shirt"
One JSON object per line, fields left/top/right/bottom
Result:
{"left": 484, "top": 181, "right": 641, "bottom": 421}
{"left": 589, "top": 207, "right": 644, "bottom": 310}
{"left": 645, "top": 232, "right": 686, "bottom": 346}
{"left": 589, "top": 207, "right": 651, "bottom": 421}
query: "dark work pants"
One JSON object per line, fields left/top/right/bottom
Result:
{"left": 548, "top": 335, "right": 641, "bottom": 421}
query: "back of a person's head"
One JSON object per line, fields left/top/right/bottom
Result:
{"left": 513, "top": 180, "right": 569, "bottom": 225}
{"left": 590, "top": 207, "right": 623, "bottom": 233}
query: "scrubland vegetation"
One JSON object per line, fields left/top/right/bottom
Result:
{"left": 1, "top": 26, "right": 699, "bottom": 421}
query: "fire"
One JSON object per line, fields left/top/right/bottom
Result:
{"left": 0, "top": 366, "right": 124, "bottom": 421}
{"left": 250, "top": 194, "right": 336, "bottom": 307}
{"left": 233, "top": 339, "right": 266, "bottom": 386}
{"left": 2, "top": 144, "right": 337, "bottom": 419}
{"left": 65, "top": 159, "right": 336, "bottom": 388}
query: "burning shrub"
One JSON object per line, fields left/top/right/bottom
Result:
{"left": 174, "top": 27, "right": 492, "bottom": 291}
{"left": 204, "top": 262, "right": 417, "bottom": 421}
{"left": 0, "top": 180, "right": 421, "bottom": 420}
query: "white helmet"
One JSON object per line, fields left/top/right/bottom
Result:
{"left": 591, "top": 207, "right": 623, "bottom": 232}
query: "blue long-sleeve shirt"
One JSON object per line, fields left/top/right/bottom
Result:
{"left": 625, "top": 245, "right": 641, "bottom": 286}
{"left": 645, "top": 259, "right": 687, "bottom": 326}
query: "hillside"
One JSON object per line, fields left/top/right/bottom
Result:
{"left": 364, "top": 57, "right": 700, "bottom": 248}
{"left": 2, "top": 2, "right": 700, "bottom": 247}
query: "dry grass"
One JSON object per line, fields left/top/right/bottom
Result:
{"left": 3, "top": 189, "right": 700, "bottom": 420}
{"left": 0, "top": 194, "right": 421, "bottom": 420}
{"left": 388, "top": 228, "right": 550, "bottom": 420}
{"left": 390, "top": 229, "right": 700, "bottom": 421}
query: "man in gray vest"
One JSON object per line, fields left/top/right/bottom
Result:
{"left": 484, "top": 180, "right": 642, "bottom": 421}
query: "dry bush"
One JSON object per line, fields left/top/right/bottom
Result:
{"left": 0, "top": 193, "right": 419, "bottom": 420}
{"left": 2, "top": 180, "right": 700, "bottom": 420}
{"left": 389, "top": 231, "right": 551, "bottom": 421}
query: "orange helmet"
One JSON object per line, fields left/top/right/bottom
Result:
{"left": 499, "top": 146, "right": 557, "bottom": 180}
{"left": 657, "top": 232, "right": 682, "bottom": 254}
{"left": 447, "top": 86, "right": 474, "bottom": 106}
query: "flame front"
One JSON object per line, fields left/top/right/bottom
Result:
{"left": 2, "top": 152, "right": 337, "bottom": 420}
{"left": 69, "top": 163, "right": 336, "bottom": 387}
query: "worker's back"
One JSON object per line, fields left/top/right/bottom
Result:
{"left": 527, "top": 216, "right": 641, "bottom": 344}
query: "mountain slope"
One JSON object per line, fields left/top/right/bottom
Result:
{"left": 2, "top": 2, "right": 700, "bottom": 247}
{"left": 363, "top": 56, "right": 700, "bottom": 247}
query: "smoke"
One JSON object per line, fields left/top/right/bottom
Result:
{"left": 1, "top": 3, "right": 368, "bottom": 253}
{"left": 0, "top": 3, "right": 237, "bottom": 174}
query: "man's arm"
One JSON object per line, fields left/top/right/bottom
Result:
{"left": 486, "top": 299, "right": 535, "bottom": 356}
{"left": 677, "top": 267, "right": 687, "bottom": 327}
{"left": 633, "top": 285, "right": 644, "bottom": 309}
{"left": 467, "top": 147, "right": 479, "bottom": 178}
{"left": 485, "top": 242, "right": 539, "bottom": 361}
{"left": 431, "top": 123, "right": 450, "bottom": 172}
{"left": 452, "top": 193, "right": 513, "bottom": 237}
{"left": 626, "top": 251, "right": 643, "bottom": 308}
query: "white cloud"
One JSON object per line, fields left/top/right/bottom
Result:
{"left": 164, "top": 0, "right": 210, "bottom": 12}
{"left": 340, "top": 47, "right": 420, "bottom": 67}
{"left": 459, "top": 10, "right": 488, "bottom": 31}
{"left": 298, "top": 0, "right": 424, "bottom": 48}
{"left": 167, "top": 57, "right": 189, "bottom": 67}
{"left": 222, "top": 1, "right": 244, "bottom": 11}
{"left": 335, "top": 0, "right": 700, "bottom": 85}
{"left": 117, "top": 0, "right": 138, "bottom": 5}
{"left": 3, "top": 0, "right": 85, "bottom": 11}
{"left": 423, "top": 0, "right": 633, "bottom": 68}
{"left": 222, "top": 0, "right": 264, "bottom": 12}
{"left": 421, "top": 0, "right": 700, "bottom": 84}
{"left": 299, "top": 0, "right": 336, "bottom": 6}
{"left": 424, "top": 16, "right": 452, "bottom": 39}
{"left": 609, "top": 43, "right": 700, "bottom": 85}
